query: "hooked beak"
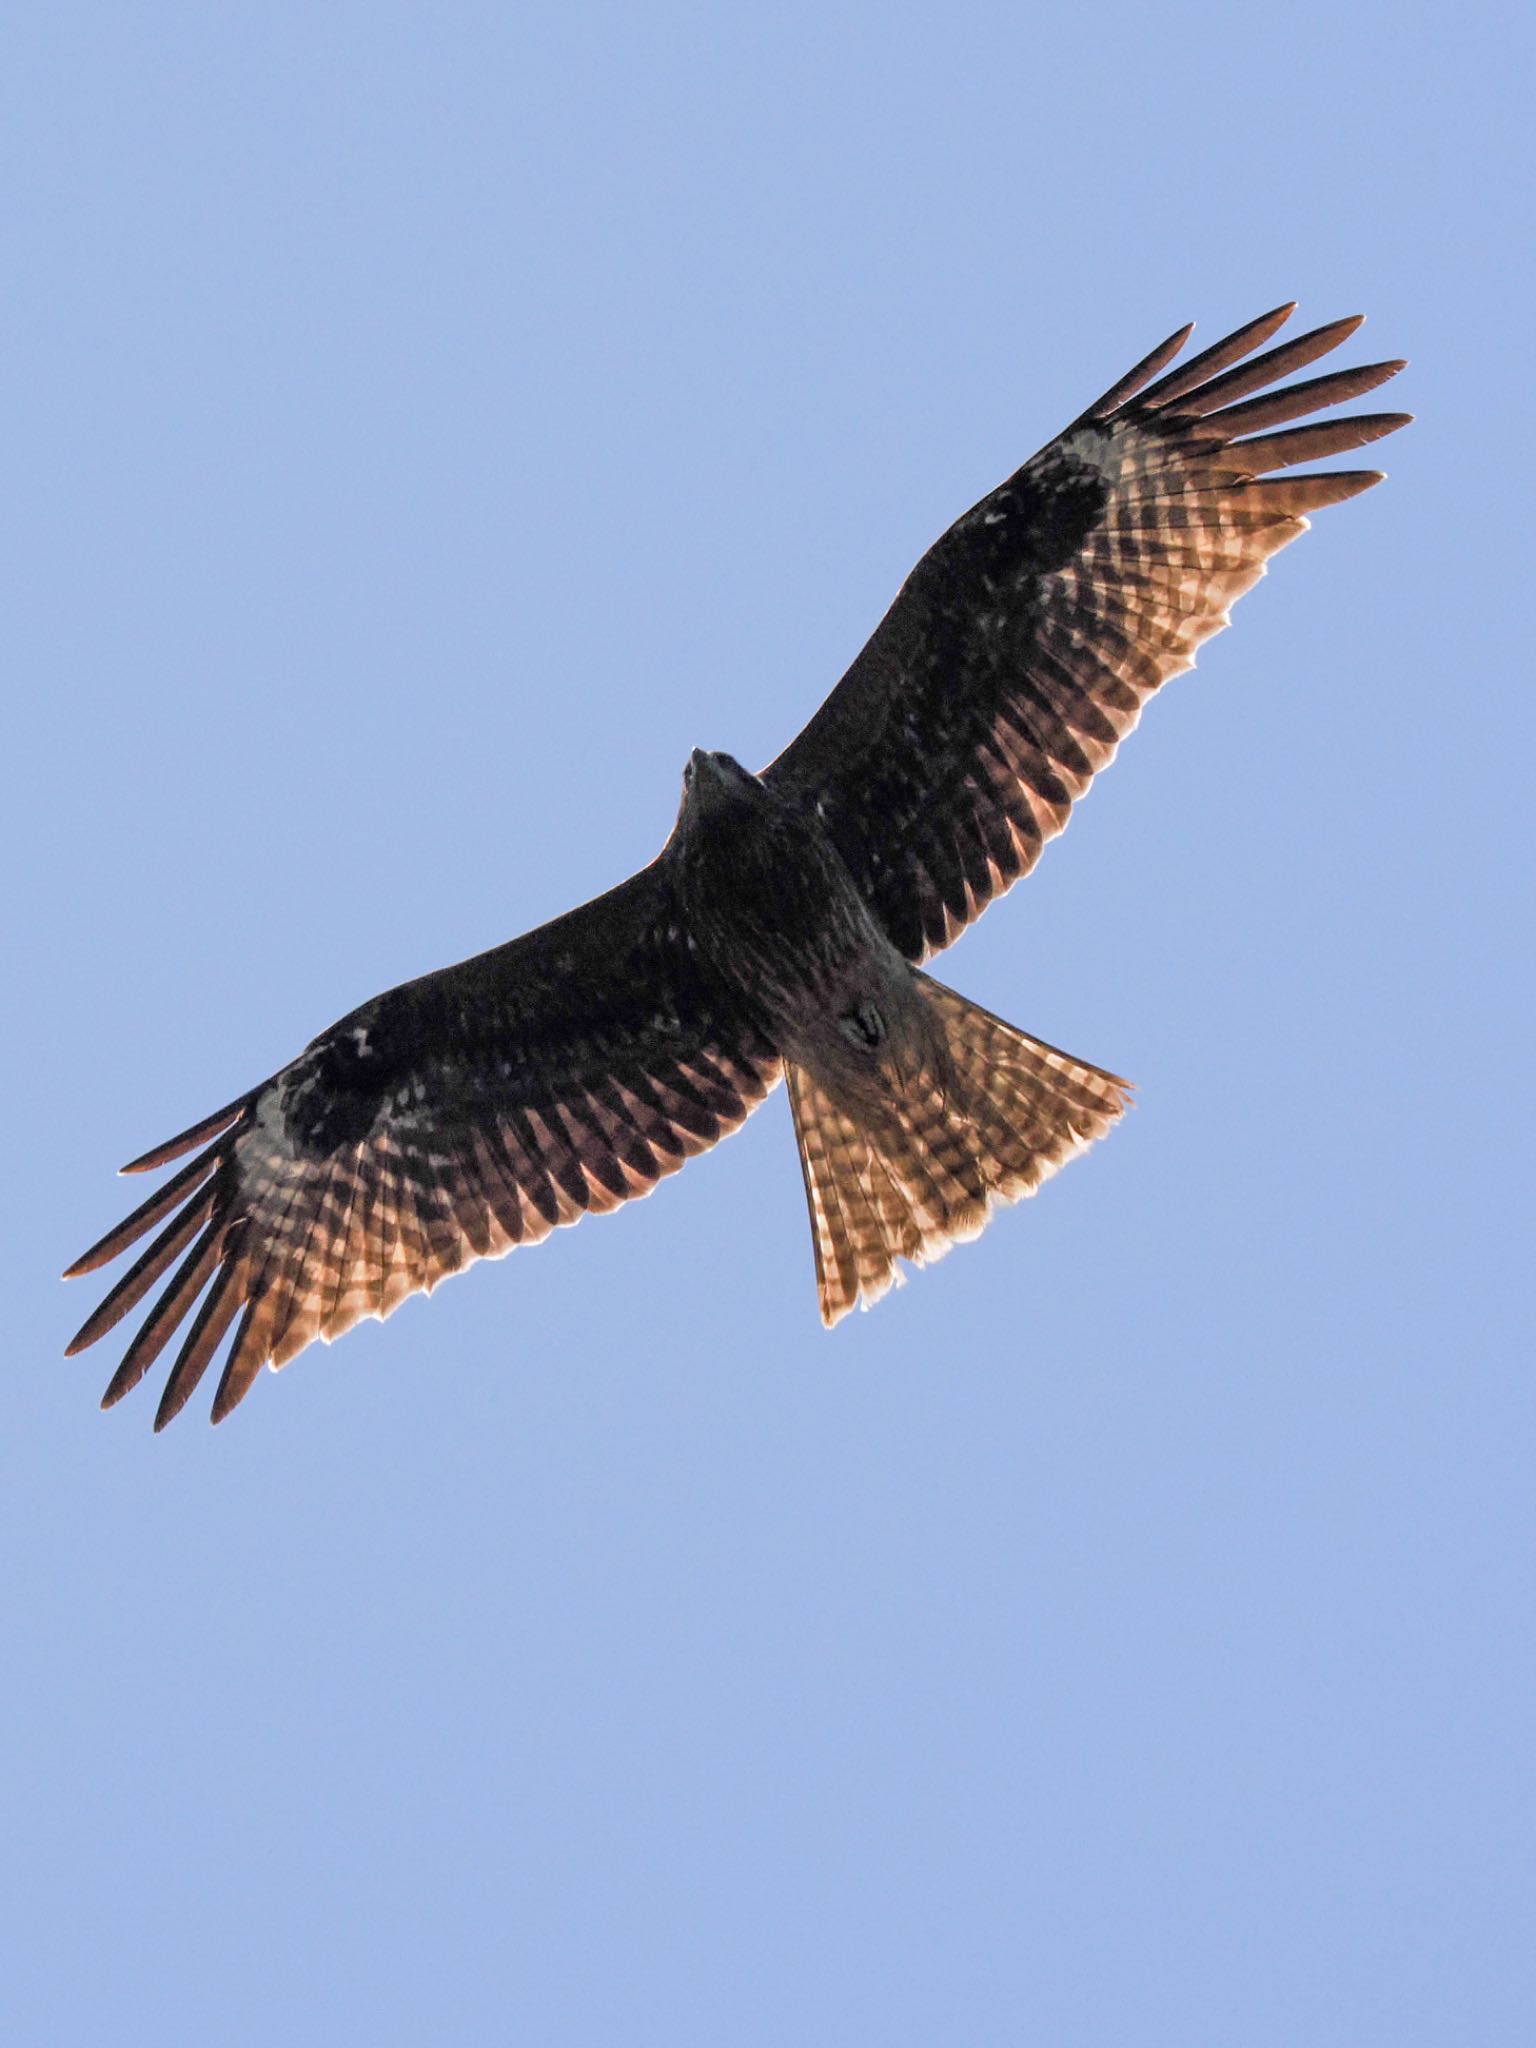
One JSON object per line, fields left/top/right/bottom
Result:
{"left": 684, "top": 748, "right": 730, "bottom": 799}
{"left": 681, "top": 749, "right": 758, "bottom": 813}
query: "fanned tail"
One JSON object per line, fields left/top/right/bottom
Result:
{"left": 787, "top": 974, "right": 1130, "bottom": 1325}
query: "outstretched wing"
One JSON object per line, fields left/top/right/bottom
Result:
{"left": 65, "top": 865, "right": 779, "bottom": 1428}
{"left": 766, "top": 304, "right": 1409, "bottom": 962}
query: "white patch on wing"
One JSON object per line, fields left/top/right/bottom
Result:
{"left": 245, "top": 1078, "right": 299, "bottom": 1172}
{"left": 1057, "top": 425, "right": 1120, "bottom": 481}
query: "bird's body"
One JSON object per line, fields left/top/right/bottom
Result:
{"left": 66, "top": 303, "right": 1409, "bottom": 1426}
{"left": 676, "top": 749, "right": 924, "bottom": 1081}
{"left": 673, "top": 746, "right": 1128, "bottom": 1304}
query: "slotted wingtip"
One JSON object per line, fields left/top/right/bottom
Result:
{"left": 63, "top": 1239, "right": 118, "bottom": 1281}
{"left": 118, "top": 1096, "right": 249, "bottom": 1174}
{"left": 1237, "top": 301, "right": 1301, "bottom": 349}
{"left": 63, "top": 1229, "right": 132, "bottom": 1280}
{"left": 121, "top": 1143, "right": 174, "bottom": 1175}
{"left": 153, "top": 1382, "right": 195, "bottom": 1432}
{"left": 1298, "top": 312, "right": 1367, "bottom": 353}
{"left": 1335, "top": 468, "right": 1388, "bottom": 498}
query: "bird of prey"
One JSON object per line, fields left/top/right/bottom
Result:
{"left": 66, "top": 303, "right": 1407, "bottom": 1428}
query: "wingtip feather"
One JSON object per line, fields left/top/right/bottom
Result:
{"left": 1318, "top": 467, "right": 1386, "bottom": 500}
{"left": 65, "top": 1150, "right": 222, "bottom": 1280}
{"left": 1137, "top": 302, "right": 1300, "bottom": 410}
{"left": 120, "top": 1097, "right": 248, "bottom": 1175}
{"left": 100, "top": 1359, "right": 143, "bottom": 1411}
{"left": 1074, "top": 320, "right": 1194, "bottom": 424}
{"left": 208, "top": 1301, "right": 269, "bottom": 1425}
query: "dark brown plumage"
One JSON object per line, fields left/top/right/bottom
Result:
{"left": 65, "top": 303, "right": 1408, "bottom": 1425}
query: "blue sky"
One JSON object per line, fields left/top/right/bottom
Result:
{"left": 6, "top": 6, "right": 1531, "bottom": 2043}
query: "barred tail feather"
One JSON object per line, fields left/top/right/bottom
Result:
{"left": 787, "top": 976, "right": 1131, "bottom": 1326}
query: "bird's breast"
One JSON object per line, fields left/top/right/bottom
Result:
{"left": 676, "top": 794, "right": 899, "bottom": 1047}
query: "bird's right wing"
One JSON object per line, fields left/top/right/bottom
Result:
{"left": 65, "top": 863, "right": 780, "bottom": 1429}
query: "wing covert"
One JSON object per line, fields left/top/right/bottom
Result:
{"left": 766, "top": 304, "right": 1409, "bottom": 961}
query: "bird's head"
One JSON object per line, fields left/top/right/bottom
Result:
{"left": 677, "top": 749, "right": 765, "bottom": 827}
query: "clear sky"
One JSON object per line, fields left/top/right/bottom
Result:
{"left": 6, "top": 5, "right": 1531, "bottom": 2043}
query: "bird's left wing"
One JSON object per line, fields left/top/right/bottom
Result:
{"left": 65, "top": 864, "right": 779, "bottom": 1428}
{"left": 766, "top": 304, "right": 1409, "bottom": 962}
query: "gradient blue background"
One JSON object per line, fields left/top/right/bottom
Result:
{"left": 7, "top": 6, "right": 1530, "bottom": 2042}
